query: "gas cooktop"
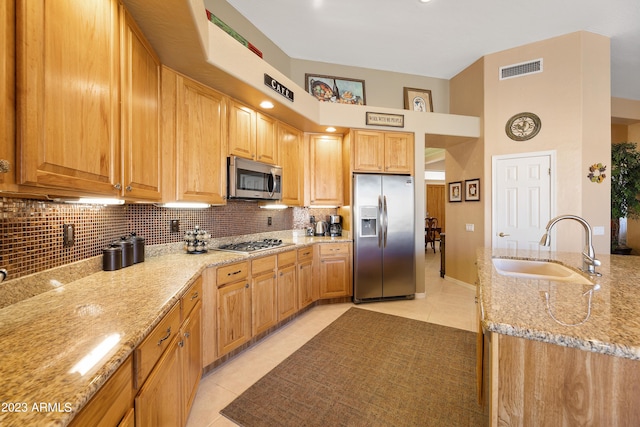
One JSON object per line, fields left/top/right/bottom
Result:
{"left": 214, "top": 239, "right": 293, "bottom": 254}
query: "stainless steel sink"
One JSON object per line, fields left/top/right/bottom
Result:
{"left": 492, "top": 258, "right": 593, "bottom": 284}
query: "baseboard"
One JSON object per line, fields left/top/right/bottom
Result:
{"left": 444, "top": 275, "right": 475, "bottom": 291}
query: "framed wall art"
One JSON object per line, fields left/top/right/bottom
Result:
{"left": 305, "top": 74, "right": 366, "bottom": 105}
{"left": 403, "top": 87, "right": 433, "bottom": 112}
{"left": 465, "top": 178, "right": 480, "bottom": 201}
{"left": 448, "top": 181, "right": 462, "bottom": 202}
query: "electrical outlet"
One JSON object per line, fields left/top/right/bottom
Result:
{"left": 268, "top": 217, "right": 272, "bottom": 226}
{"left": 170, "top": 219, "right": 180, "bottom": 233}
{"left": 465, "top": 224, "right": 474, "bottom": 232}
{"left": 593, "top": 226, "right": 605, "bottom": 236}
{"left": 63, "top": 224, "right": 75, "bottom": 247}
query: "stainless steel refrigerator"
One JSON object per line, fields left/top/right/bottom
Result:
{"left": 353, "top": 174, "right": 415, "bottom": 303}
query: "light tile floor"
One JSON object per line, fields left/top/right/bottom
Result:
{"left": 186, "top": 248, "right": 476, "bottom": 427}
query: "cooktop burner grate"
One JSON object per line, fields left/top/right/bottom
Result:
{"left": 214, "top": 239, "right": 291, "bottom": 254}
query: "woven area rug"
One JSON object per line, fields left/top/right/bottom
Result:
{"left": 220, "top": 307, "right": 488, "bottom": 427}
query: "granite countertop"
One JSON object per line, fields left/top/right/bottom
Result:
{"left": 477, "top": 247, "right": 640, "bottom": 361}
{"left": 0, "top": 233, "right": 351, "bottom": 426}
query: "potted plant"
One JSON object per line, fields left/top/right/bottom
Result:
{"left": 611, "top": 141, "right": 640, "bottom": 254}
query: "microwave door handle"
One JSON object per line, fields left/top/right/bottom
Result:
{"left": 267, "top": 169, "right": 276, "bottom": 197}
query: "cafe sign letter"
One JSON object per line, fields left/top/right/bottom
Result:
{"left": 365, "top": 112, "right": 404, "bottom": 128}
{"left": 264, "top": 74, "right": 294, "bottom": 102}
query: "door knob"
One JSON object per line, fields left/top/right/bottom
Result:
{"left": 498, "top": 232, "right": 510, "bottom": 237}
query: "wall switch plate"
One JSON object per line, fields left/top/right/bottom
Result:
{"left": 170, "top": 219, "right": 180, "bottom": 233}
{"left": 465, "top": 224, "right": 474, "bottom": 232}
{"left": 63, "top": 224, "right": 75, "bottom": 247}
{"left": 593, "top": 226, "right": 605, "bottom": 236}
{"left": 268, "top": 216, "right": 272, "bottom": 226}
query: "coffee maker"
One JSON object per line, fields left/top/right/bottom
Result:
{"left": 329, "top": 215, "right": 342, "bottom": 237}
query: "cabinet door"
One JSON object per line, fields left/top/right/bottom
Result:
{"left": 384, "top": 132, "right": 414, "bottom": 174}
{"left": 319, "top": 255, "right": 351, "bottom": 298}
{"left": 120, "top": 7, "right": 161, "bottom": 201}
{"left": 353, "top": 130, "right": 384, "bottom": 172}
{"left": 277, "top": 264, "right": 297, "bottom": 321}
{"left": 278, "top": 122, "right": 303, "bottom": 206}
{"left": 181, "top": 303, "right": 202, "bottom": 425}
{"left": 175, "top": 74, "right": 227, "bottom": 204}
{"left": 217, "top": 280, "right": 251, "bottom": 356}
{"left": 135, "top": 336, "right": 182, "bottom": 427}
{"left": 308, "top": 134, "right": 343, "bottom": 206}
{"left": 201, "top": 268, "right": 217, "bottom": 367}
{"left": 298, "top": 260, "right": 314, "bottom": 309}
{"left": 0, "top": 0, "right": 16, "bottom": 191}
{"left": 17, "top": 0, "right": 120, "bottom": 195}
{"left": 252, "top": 270, "right": 277, "bottom": 336}
{"left": 256, "top": 113, "right": 278, "bottom": 164}
{"left": 228, "top": 101, "right": 256, "bottom": 160}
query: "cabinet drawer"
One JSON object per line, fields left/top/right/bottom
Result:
{"left": 182, "top": 276, "right": 202, "bottom": 320}
{"left": 251, "top": 255, "right": 276, "bottom": 275}
{"left": 297, "top": 246, "right": 313, "bottom": 262}
{"left": 134, "top": 302, "right": 181, "bottom": 388}
{"left": 320, "top": 243, "right": 350, "bottom": 256}
{"left": 70, "top": 356, "right": 133, "bottom": 427}
{"left": 277, "top": 250, "right": 296, "bottom": 267}
{"left": 217, "top": 261, "right": 249, "bottom": 286}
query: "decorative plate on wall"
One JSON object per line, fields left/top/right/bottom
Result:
{"left": 505, "top": 112, "right": 541, "bottom": 141}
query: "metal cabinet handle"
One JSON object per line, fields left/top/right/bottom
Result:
{"left": 178, "top": 340, "right": 184, "bottom": 348}
{"left": 157, "top": 327, "right": 171, "bottom": 346}
{"left": 126, "top": 185, "right": 133, "bottom": 192}
{"left": 190, "top": 292, "right": 199, "bottom": 300}
{"left": 184, "top": 332, "right": 190, "bottom": 339}
{"left": 114, "top": 183, "right": 122, "bottom": 190}
{"left": 228, "top": 270, "right": 242, "bottom": 276}
{"left": 245, "top": 283, "right": 249, "bottom": 288}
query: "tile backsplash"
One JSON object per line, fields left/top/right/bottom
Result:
{"left": 0, "top": 197, "right": 335, "bottom": 281}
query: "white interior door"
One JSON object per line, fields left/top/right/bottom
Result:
{"left": 493, "top": 153, "right": 553, "bottom": 250}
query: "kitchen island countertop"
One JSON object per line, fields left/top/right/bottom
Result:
{"left": 0, "top": 233, "right": 351, "bottom": 426}
{"left": 476, "top": 247, "right": 640, "bottom": 360}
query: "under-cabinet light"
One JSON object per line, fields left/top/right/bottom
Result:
{"left": 156, "top": 202, "right": 211, "bottom": 209}
{"left": 259, "top": 203, "right": 289, "bottom": 210}
{"left": 59, "top": 198, "right": 125, "bottom": 205}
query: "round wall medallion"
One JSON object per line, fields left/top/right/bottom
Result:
{"left": 505, "top": 112, "right": 541, "bottom": 141}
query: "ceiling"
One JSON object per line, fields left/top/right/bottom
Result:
{"left": 225, "top": 0, "right": 640, "bottom": 101}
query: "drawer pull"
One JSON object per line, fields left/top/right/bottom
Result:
{"left": 190, "top": 291, "right": 199, "bottom": 300}
{"left": 178, "top": 340, "right": 184, "bottom": 348}
{"left": 228, "top": 270, "right": 242, "bottom": 276}
{"left": 184, "top": 331, "right": 191, "bottom": 339}
{"left": 157, "top": 327, "right": 171, "bottom": 346}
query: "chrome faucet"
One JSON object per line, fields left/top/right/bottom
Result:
{"left": 539, "top": 214, "right": 601, "bottom": 276}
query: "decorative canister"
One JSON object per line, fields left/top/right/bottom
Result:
{"left": 102, "top": 245, "right": 122, "bottom": 271}
{"left": 184, "top": 225, "right": 211, "bottom": 254}
{"left": 127, "top": 232, "right": 145, "bottom": 264}
{"left": 113, "top": 237, "right": 134, "bottom": 267}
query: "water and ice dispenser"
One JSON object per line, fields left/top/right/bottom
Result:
{"left": 359, "top": 206, "right": 378, "bottom": 237}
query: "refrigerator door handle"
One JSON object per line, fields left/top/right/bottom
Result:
{"left": 377, "top": 195, "right": 383, "bottom": 248}
{"left": 383, "top": 195, "right": 388, "bottom": 247}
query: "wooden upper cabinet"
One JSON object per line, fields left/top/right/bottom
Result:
{"left": 352, "top": 130, "right": 384, "bottom": 172}
{"left": 256, "top": 113, "right": 278, "bottom": 164}
{"left": 228, "top": 101, "right": 256, "bottom": 161}
{"left": 384, "top": 132, "right": 414, "bottom": 174}
{"left": 1, "top": 0, "right": 16, "bottom": 191}
{"left": 228, "top": 102, "right": 278, "bottom": 165}
{"left": 277, "top": 122, "right": 303, "bottom": 206}
{"left": 307, "top": 134, "right": 343, "bottom": 206}
{"left": 16, "top": 0, "right": 120, "bottom": 195}
{"left": 120, "top": 6, "right": 161, "bottom": 201}
{"left": 162, "top": 68, "right": 227, "bottom": 204}
{"left": 352, "top": 130, "right": 414, "bottom": 175}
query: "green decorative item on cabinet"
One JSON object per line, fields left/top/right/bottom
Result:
{"left": 611, "top": 142, "right": 640, "bottom": 254}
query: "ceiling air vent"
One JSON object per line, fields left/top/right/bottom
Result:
{"left": 499, "top": 58, "right": 543, "bottom": 80}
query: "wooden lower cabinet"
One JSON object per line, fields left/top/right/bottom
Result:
{"left": 181, "top": 303, "right": 202, "bottom": 425}
{"left": 135, "top": 335, "right": 182, "bottom": 427}
{"left": 277, "top": 264, "right": 297, "bottom": 321}
{"left": 297, "top": 247, "right": 315, "bottom": 309}
{"left": 69, "top": 356, "right": 134, "bottom": 427}
{"left": 251, "top": 256, "right": 277, "bottom": 336}
{"left": 318, "top": 243, "right": 352, "bottom": 298}
{"left": 217, "top": 278, "right": 252, "bottom": 356}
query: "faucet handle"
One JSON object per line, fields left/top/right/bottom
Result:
{"left": 592, "top": 258, "right": 601, "bottom": 267}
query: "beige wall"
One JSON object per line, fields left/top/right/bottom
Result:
{"left": 482, "top": 31, "right": 611, "bottom": 255}
{"left": 446, "top": 58, "right": 485, "bottom": 284}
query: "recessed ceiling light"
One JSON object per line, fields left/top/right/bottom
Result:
{"left": 419, "top": 0, "right": 432, "bottom": 3}
{"left": 326, "top": 127, "right": 336, "bottom": 132}
{"left": 260, "top": 101, "right": 274, "bottom": 109}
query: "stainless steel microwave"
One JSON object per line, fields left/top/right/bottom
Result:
{"left": 227, "top": 156, "right": 282, "bottom": 200}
